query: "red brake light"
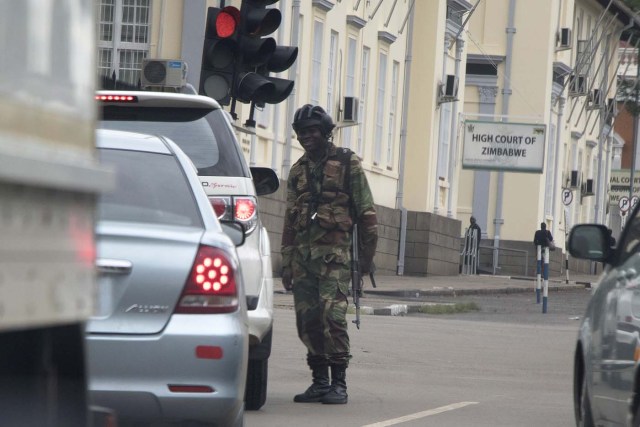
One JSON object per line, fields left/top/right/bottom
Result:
{"left": 175, "top": 245, "right": 238, "bottom": 314}
{"left": 95, "top": 94, "right": 138, "bottom": 103}
{"left": 216, "top": 6, "right": 239, "bottom": 38}
{"left": 209, "top": 197, "right": 230, "bottom": 219}
{"left": 235, "top": 197, "right": 256, "bottom": 221}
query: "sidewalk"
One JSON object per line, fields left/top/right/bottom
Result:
{"left": 273, "top": 272, "right": 598, "bottom": 316}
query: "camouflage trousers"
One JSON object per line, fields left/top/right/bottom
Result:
{"left": 291, "top": 254, "right": 352, "bottom": 367}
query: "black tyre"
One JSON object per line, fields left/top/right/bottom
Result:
{"left": 575, "top": 369, "right": 594, "bottom": 427}
{"left": 245, "top": 358, "right": 268, "bottom": 410}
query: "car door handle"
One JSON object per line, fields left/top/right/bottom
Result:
{"left": 96, "top": 259, "right": 133, "bottom": 274}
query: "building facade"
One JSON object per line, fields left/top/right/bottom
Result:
{"left": 96, "top": 0, "right": 639, "bottom": 275}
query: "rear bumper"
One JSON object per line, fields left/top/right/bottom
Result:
{"left": 86, "top": 313, "right": 247, "bottom": 424}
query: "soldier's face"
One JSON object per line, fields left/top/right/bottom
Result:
{"left": 296, "top": 125, "right": 326, "bottom": 153}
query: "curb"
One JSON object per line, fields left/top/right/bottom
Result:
{"left": 363, "top": 283, "right": 585, "bottom": 299}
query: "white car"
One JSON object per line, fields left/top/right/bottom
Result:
{"left": 96, "top": 89, "right": 278, "bottom": 410}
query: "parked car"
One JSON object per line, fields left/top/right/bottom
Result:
{"left": 95, "top": 89, "right": 279, "bottom": 410}
{"left": 89, "top": 129, "right": 248, "bottom": 426}
{"left": 568, "top": 213, "right": 640, "bottom": 427}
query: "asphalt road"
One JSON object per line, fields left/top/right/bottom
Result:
{"left": 247, "top": 288, "right": 592, "bottom": 427}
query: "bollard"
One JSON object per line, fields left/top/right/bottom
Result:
{"left": 535, "top": 245, "right": 541, "bottom": 304}
{"left": 542, "top": 246, "right": 549, "bottom": 313}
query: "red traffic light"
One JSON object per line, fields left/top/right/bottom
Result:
{"left": 215, "top": 6, "right": 240, "bottom": 38}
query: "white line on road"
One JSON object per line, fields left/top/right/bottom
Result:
{"left": 361, "top": 401, "right": 479, "bottom": 427}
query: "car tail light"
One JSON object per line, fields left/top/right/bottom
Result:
{"left": 209, "top": 196, "right": 231, "bottom": 220}
{"left": 175, "top": 245, "right": 238, "bottom": 314}
{"left": 208, "top": 196, "right": 258, "bottom": 234}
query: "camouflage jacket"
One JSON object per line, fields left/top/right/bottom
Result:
{"left": 281, "top": 143, "right": 378, "bottom": 269}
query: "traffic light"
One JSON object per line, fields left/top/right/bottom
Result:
{"left": 199, "top": 6, "right": 240, "bottom": 105}
{"left": 234, "top": 0, "right": 298, "bottom": 105}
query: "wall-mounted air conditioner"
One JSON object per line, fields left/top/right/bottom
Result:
{"left": 568, "top": 170, "right": 581, "bottom": 188}
{"left": 558, "top": 28, "right": 572, "bottom": 49}
{"left": 438, "top": 74, "right": 459, "bottom": 103}
{"left": 343, "top": 96, "right": 359, "bottom": 122}
{"left": 582, "top": 178, "right": 595, "bottom": 196}
{"left": 141, "top": 59, "right": 187, "bottom": 88}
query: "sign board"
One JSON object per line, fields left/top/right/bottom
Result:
{"left": 562, "top": 188, "right": 573, "bottom": 206}
{"left": 462, "top": 120, "right": 546, "bottom": 172}
{"left": 619, "top": 196, "right": 630, "bottom": 212}
{"left": 609, "top": 170, "right": 640, "bottom": 205}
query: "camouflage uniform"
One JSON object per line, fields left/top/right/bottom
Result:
{"left": 281, "top": 142, "right": 378, "bottom": 367}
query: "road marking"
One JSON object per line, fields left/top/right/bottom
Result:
{"left": 361, "top": 401, "right": 479, "bottom": 427}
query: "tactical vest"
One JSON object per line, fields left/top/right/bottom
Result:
{"left": 292, "top": 147, "right": 354, "bottom": 233}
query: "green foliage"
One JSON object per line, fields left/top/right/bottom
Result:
{"left": 622, "top": 0, "right": 640, "bottom": 11}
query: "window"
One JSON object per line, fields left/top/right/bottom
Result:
{"left": 374, "top": 51, "right": 387, "bottom": 165}
{"left": 387, "top": 61, "right": 400, "bottom": 168}
{"left": 343, "top": 36, "right": 358, "bottom": 150}
{"left": 327, "top": 31, "right": 339, "bottom": 117}
{"left": 97, "top": 0, "right": 150, "bottom": 86}
{"left": 311, "top": 20, "right": 324, "bottom": 105}
{"left": 357, "top": 47, "right": 370, "bottom": 157}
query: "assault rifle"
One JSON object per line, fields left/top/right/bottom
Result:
{"left": 351, "top": 223, "right": 362, "bottom": 329}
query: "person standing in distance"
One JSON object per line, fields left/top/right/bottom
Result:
{"left": 467, "top": 216, "right": 481, "bottom": 273}
{"left": 281, "top": 104, "right": 378, "bottom": 405}
{"left": 533, "top": 222, "right": 553, "bottom": 249}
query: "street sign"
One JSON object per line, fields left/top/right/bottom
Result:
{"left": 619, "top": 196, "right": 630, "bottom": 212}
{"left": 562, "top": 188, "right": 573, "bottom": 206}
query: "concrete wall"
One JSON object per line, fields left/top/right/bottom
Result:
{"left": 259, "top": 180, "right": 461, "bottom": 277}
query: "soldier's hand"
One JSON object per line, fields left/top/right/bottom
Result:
{"left": 282, "top": 267, "right": 293, "bottom": 291}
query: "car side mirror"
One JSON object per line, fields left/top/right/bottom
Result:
{"left": 220, "top": 221, "right": 246, "bottom": 247}
{"left": 250, "top": 167, "right": 279, "bottom": 196}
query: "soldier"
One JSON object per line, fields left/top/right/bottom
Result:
{"left": 281, "top": 104, "right": 378, "bottom": 405}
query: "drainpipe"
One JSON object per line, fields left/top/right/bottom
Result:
{"left": 395, "top": 1, "right": 415, "bottom": 276}
{"left": 494, "top": 0, "right": 516, "bottom": 274}
{"left": 551, "top": 96, "right": 565, "bottom": 237}
{"left": 595, "top": 34, "right": 610, "bottom": 224}
{"left": 271, "top": 0, "right": 287, "bottom": 172}
{"left": 282, "top": 0, "right": 301, "bottom": 179}
{"left": 447, "top": 36, "right": 463, "bottom": 218}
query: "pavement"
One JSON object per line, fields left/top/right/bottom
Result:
{"left": 273, "top": 272, "right": 599, "bottom": 316}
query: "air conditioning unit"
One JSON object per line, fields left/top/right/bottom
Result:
{"left": 558, "top": 27, "right": 572, "bottom": 49}
{"left": 141, "top": 59, "right": 187, "bottom": 88}
{"left": 587, "top": 89, "right": 602, "bottom": 110}
{"left": 438, "top": 74, "right": 459, "bottom": 103}
{"left": 569, "top": 75, "right": 587, "bottom": 96}
{"left": 568, "top": 170, "right": 581, "bottom": 188}
{"left": 582, "top": 178, "right": 595, "bottom": 196}
{"left": 343, "top": 96, "right": 359, "bottom": 122}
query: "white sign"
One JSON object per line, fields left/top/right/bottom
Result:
{"left": 619, "top": 196, "right": 630, "bottom": 212}
{"left": 562, "top": 188, "right": 573, "bottom": 206}
{"left": 462, "top": 120, "right": 546, "bottom": 172}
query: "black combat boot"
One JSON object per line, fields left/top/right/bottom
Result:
{"left": 321, "top": 364, "right": 348, "bottom": 404}
{"left": 293, "top": 365, "right": 331, "bottom": 402}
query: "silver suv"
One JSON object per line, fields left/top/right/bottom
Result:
{"left": 96, "top": 89, "right": 278, "bottom": 410}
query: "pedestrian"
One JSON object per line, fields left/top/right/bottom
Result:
{"left": 281, "top": 104, "right": 378, "bottom": 405}
{"left": 533, "top": 222, "right": 554, "bottom": 250}
{"left": 464, "top": 216, "right": 481, "bottom": 274}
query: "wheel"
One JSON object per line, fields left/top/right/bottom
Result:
{"left": 575, "top": 369, "right": 594, "bottom": 427}
{"left": 244, "top": 358, "right": 268, "bottom": 410}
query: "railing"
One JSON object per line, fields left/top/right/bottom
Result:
{"left": 460, "top": 243, "right": 529, "bottom": 276}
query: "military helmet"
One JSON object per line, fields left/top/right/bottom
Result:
{"left": 292, "top": 104, "right": 335, "bottom": 135}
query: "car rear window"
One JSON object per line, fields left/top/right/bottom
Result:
{"left": 97, "top": 148, "right": 203, "bottom": 227}
{"left": 99, "top": 109, "right": 248, "bottom": 178}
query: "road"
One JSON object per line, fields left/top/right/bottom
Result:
{"left": 246, "top": 288, "right": 591, "bottom": 427}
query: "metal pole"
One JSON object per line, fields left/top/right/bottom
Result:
{"left": 630, "top": 45, "right": 640, "bottom": 203}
